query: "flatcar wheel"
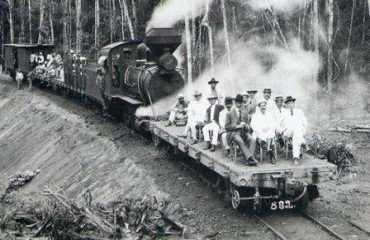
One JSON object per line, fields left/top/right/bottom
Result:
{"left": 231, "top": 189, "right": 241, "bottom": 210}
{"left": 295, "top": 190, "right": 309, "bottom": 210}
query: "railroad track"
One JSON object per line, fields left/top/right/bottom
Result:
{"left": 254, "top": 211, "right": 346, "bottom": 240}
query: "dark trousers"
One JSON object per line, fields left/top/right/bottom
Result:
{"left": 232, "top": 134, "right": 253, "bottom": 160}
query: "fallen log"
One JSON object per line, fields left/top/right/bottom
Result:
{"left": 43, "top": 186, "right": 118, "bottom": 235}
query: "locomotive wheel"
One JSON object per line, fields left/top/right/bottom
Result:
{"left": 231, "top": 189, "right": 241, "bottom": 210}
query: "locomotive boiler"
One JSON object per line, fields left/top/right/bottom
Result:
{"left": 88, "top": 28, "right": 185, "bottom": 110}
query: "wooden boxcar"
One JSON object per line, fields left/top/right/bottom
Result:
{"left": 3, "top": 44, "right": 55, "bottom": 75}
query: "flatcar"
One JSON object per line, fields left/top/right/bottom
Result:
{"left": 151, "top": 122, "right": 338, "bottom": 211}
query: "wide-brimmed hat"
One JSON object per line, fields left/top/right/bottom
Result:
{"left": 263, "top": 88, "right": 272, "bottom": 93}
{"left": 247, "top": 90, "right": 258, "bottom": 94}
{"left": 284, "top": 96, "right": 296, "bottom": 104}
{"left": 177, "top": 93, "right": 185, "bottom": 99}
{"left": 234, "top": 94, "right": 243, "bottom": 103}
{"left": 207, "top": 95, "right": 217, "bottom": 100}
{"left": 241, "top": 91, "right": 249, "bottom": 96}
{"left": 257, "top": 98, "right": 267, "bottom": 106}
{"left": 275, "top": 95, "right": 283, "bottom": 101}
{"left": 193, "top": 90, "right": 202, "bottom": 96}
{"left": 97, "top": 68, "right": 103, "bottom": 73}
{"left": 224, "top": 96, "right": 233, "bottom": 105}
{"left": 208, "top": 78, "right": 219, "bottom": 84}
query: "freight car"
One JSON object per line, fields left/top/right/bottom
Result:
{"left": 150, "top": 122, "right": 338, "bottom": 211}
{"left": 4, "top": 28, "right": 185, "bottom": 125}
{"left": 3, "top": 44, "right": 55, "bottom": 79}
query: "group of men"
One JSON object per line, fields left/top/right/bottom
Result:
{"left": 167, "top": 78, "right": 308, "bottom": 166}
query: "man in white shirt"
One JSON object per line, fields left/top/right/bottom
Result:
{"left": 263, "top": 88, "right": 277, "bottom": 113}
{"left": 15, "top": 68, "right": 24, "bottom": 90}
{"left": 281, "top": 96, "right": 308, "bottom": 165}
{"left": 251, "top": 99, "right": 277, "bottom": 163}
{"left": 273, "top": 95, "right": 288, "bottom": 134}
{"left": 219, "top": 97, "right": 233, "bottom": 154}
{"left": 166, "top": 93, "right": 189, "bottom": 126}
{"left": 246, "top": 90, "right": 258, "bottom": 114}
{"left": 179, "top": 90, "right": 209, "bottom": 144}
{"left": 205, "top": 78, "right": 224, "bottom": 105}
{"left": 202, "top": 95, "right": 224, "bottom": 151}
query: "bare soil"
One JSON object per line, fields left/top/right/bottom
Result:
{"left": 0, "top": 74, "right": 369, "bottom": 239}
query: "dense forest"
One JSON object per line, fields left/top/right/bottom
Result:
{"left": 0, "top": 0, "right": 369, "bottom": 115}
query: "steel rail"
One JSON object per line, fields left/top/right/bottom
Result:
{"left": 300, "top": 211, "right": 346, "bottom": 240}
{"left": 254, "top": 215, "right": 287, "bottom": 240}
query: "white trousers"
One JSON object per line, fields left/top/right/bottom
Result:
{"left": 221, "top": 132, "right": 229, "bottom": 149}
{"left": 169, "top": 111, "right": 176, "bottom": 122}
{"left": 284, "top": 127, "right": 306, "bottom": 158}
{"left": 203, "top": 121, "right": 220, "bottom": 145}
{"left": 183, "top": 119, "right": 203, "bottom": 140}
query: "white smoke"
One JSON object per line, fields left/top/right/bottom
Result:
{"left": 146, "top": 0, "right": 214, "bottom": 31}
{"left": 246, "top": 0, "right": 312, "bottom": 13}
{"left": 135, "top": 36, "right": 320, "bottom": 118}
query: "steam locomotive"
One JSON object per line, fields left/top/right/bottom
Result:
{"left": 3, "top": 28, "right": 185, "bottom": 126}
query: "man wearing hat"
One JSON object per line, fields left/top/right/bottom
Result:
{"left": 202, "top": 95, "right": 225, "bottom": 151}
{"left": 205, "top": 78, "right": 224, "bottom": 105}
{"left": 219, "top": 97, "right": 234, "bottom": 154}
{"left": 281, "top": 96, "right": 308, "bottom": 165}
{"left": 273, "top": 95, "right": 288, "bottom": 134}
{"left": 166, "top": 93, "right": 189, "bottom": 126}
{"left": 263, "top": 88, "right": 277, "bottom": 113}
{"left": 179, "top": 90, "right": 209, "bottom": 144}
{"left": 241, "top": 91, "right": 250, "bottom": 110}
{"left": 225, "top": 94, "right": 258, "bottom": 166}
{"left": 246, "top": 90, "right": 258, "bottom": 114}
{"left": 251, "top": 99, "right": 277, "bottom": 163}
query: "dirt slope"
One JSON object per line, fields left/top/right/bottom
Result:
{"left": 0, "top": 80, "right": 166, "bottom": 205}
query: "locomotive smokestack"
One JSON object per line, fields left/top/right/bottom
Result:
{"left": 144, "top": 28, "right": 182, "bottom": 57}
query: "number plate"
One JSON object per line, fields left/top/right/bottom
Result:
{"left": 270, "top": 200, "right": 295, "bottom": 210}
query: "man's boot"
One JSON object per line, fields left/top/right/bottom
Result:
{"left": 210, "top": 145, "right": 216, "bottom": 152}
{"left": 269, "top": 150, "right": 276, "bottom": 164}
{"left": 203, "top": 141, "right": 211, "bottom": 150}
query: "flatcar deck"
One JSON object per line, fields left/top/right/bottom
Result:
{"left": 151, "top": 121, "right": 337, "bottom": 188}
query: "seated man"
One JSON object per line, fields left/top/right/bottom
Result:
{"left": 273, "top": 95, "right": 288, "bottom": 147}
{"left": 179, "top": 90, "right": 208, "bottom": 144}
{"left": 251, "top": 99, "right": 277, "bottom": 164}
{"left": 219, "top": 97, "right": 234, "bottom": 154}
{"left": 225, "top": 94, "right": 258, "bottom": 166}
{"left": 203, "top": 95, "right": 224, "bottom": 151}
{"left": 166, "top": 93, "right": 189, "bottom": 126}
{"left": 281, "top": 96, "right": 308, "bottom": 165}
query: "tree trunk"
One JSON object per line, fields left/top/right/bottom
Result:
{"left": 185, "top": 1, "right": 193, "bottom": 85}
{"left": 28, "top": 0, "right": 32, "bottom": 43}
{"left": 327, "top": 0, "right": 334, "bottom": 118}
{"left": 95, "top": 0, "right": 100, "bottom": 59}
{"left": 49, "top": 0, "right": 54, "bottom": 45}
{"left": 19, "top": 0, "right": 25, "bottom": 43}
{"left": 313, "top": 0, "right": 319, "bottom": 100}
{"left": 76, "top": 0, "right": 82, "bottom": 53}
{"left": 221, "top": 0, "right": 231, "bottom": 70}
{"left": 118, "top": 0, "right": 126, "bottom": 40}
{"left": 62, "top": 0, "right": 70, "bottom": 55}
{"left": 38, "top": 0, "right": 45, "bottom": 44}
{"left": 131, "top": 0, "right": 137, "bottom": 35}
{"left": 122, "top": 0, "right": 134, "bottom": 40}
{"left": 344, "top": 0, "right": 356, "bottom": 75}
{"left": 202, "top": 0, "right": 214, "bottom": 73}
{"left": 109, "top": 0, "right": 113, "bottom": 43}
{"left": 8, "top": 0, "right": 14, "bottom": 44}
